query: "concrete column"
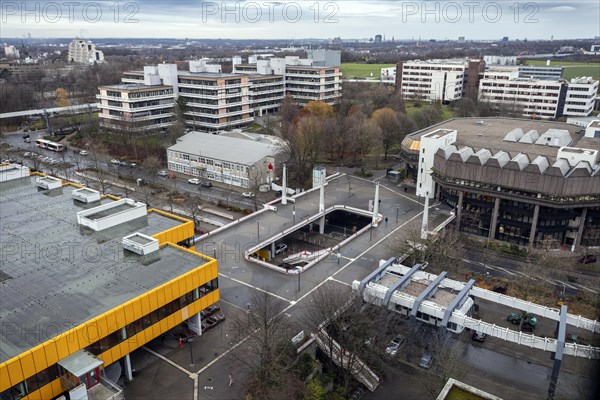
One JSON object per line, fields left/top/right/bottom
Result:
{"left": 575, "top": 207, "right": 588, "bottom": 247}
{"left": 372, "top": 182, "right": 380, "bottom": 227}
{"left": 187, "top": 312, "right": 202, "bottom": 336}
{"left": 528, "top": 204, "right": 540, "bottom": 249}
{"left": 281, "top": 164, "right": 287, "bottom": 205}
{"left": 421, "top": 193, "right": 430, "bottom": 240}
{"left": 121, "top": 327, "right": 133, "bottom": 381}
{"left": 488, "top": 197, "right": 501, "bottom": 241}
{"left": 455, "top": 191, "right": 464, "bottom": 233}
{"left": 319, "top": 179, "right": 325, "bottom": 234}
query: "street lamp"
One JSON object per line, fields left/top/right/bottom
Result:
{"left": 295, "top": 266, "right": 302, "bottom": 292}
{"left": 257, "top": 221, "right": 260, "bottom": 241}
{"left": 188, "top": 338, "right": 194, "bottom": 367}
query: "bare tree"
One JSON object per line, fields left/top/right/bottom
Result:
{"left": 229, "top": 291, "right": 297, "bottom": 400}
{"left": 371, "top": 108, "right": 400, "bottom": 160}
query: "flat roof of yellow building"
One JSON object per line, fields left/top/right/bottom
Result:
{"left": 0, "top": 177, "right": 208, "bottom": 362}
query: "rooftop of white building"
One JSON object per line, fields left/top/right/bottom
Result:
{"left": 168, "top": 131, "right": 283, "bottom": 165}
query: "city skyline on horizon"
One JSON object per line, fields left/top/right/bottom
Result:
{"left": 1, "top": 1, "right": 599, "bottom": 41}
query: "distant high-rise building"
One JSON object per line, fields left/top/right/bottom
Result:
{"left": 374, "top": 34, "right": 383, "bottom": 44}
{"left": 502, "top": 36, "right": 509, "bottom": 42}
{"left": 458, "top": 36, "right": 465, "bottom": 43}
{"left": 4, "top": 45, "right": 20, "bottom": 59}
{"left": 68, "top": 39, "right": 104, "bottom": 64}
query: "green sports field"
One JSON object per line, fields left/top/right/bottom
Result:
{"left": 340, "top": 63, "right": 395, "bottom": 79}
{"left": 524, "top": 60, "right": 600, "bottom": 81}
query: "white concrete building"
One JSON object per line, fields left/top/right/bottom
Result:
{"left": 97, "top": 84, "right": 175, "bottom": 131}
{"left": 478, "top": 77, "right": 566, "bottom": 119}
{"left": 563, "top": 77, "right": 599, "bottom": 117}
{"left": 3, "top": 45, "right": 20, "bottom": 59}
{"left": 398, "top": 59, "right": 468, "bottom": 102}
{"left": 380, "top": 66, "right": 396, "bottom": 81}
{"left": 233, "top": 51, "right": 342, "bottom": 106}
{"left": 167, "top": 131, "right": 283, "bottom": 188}
{"left": 416, "top": 129, "right": 457, "bottom": 198}
{"left": 68, "top": 39, "right": 104, "bottom": 64}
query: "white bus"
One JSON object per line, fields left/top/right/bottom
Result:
{"left": 36, "top": 138, "right": 65, "bottom": 152}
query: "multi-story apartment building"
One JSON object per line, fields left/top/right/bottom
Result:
{"left": 233, "top": 51, "right": 342, "bottom": 106}
{"left": 478, "top": 77, "right": 567, "bottom": 119}
{"left": 400, "top": 118, "right": 600, "bottom": 249}
{"left": 248, "top": 75, "right": 286, "bottom": 116}
{"left": 98, "top": 51, "right": 340, "bottom": 132}
{"left": 479, "top": 73, "right": 598, "bottom": 119}
{"left": 396, "top": 59, "right": 468, "bottom": 102}
{"left": 97, "top": 84, "right": 176, "bottom": 131}
{"left": 178, "top": 71, "right": 253, "bottom": 132}
{"left": 67, "top": 39, "right": 104, "bottom": 64}
{"left": 284, "top": 64, "right": 342, "bottom": 105}
{"left": 563, "top": 77, "right": 599, "bottom": 116}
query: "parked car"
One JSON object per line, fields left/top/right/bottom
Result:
{"left": 79, "top": 150, "right": 88, "bottom": 155}
{"left": 385, "top": 335, "right": 406, "bottom": 356}
{"left": 419, "top": 352, "right": 434, "bottom": 369}
{"left": 201, "top": 181, "right": 212, "bottom": 188}
{"left": 129, "top": 163, "right": 137, "bottom": 168}
{"left": 188, "top": 178, "right": 200, "bottom": 185}
{"left": 119, "top": 161, "right": 128, "bottom": 167}
{"left": 157, "top": 170, "right": 168, "bottom": 177}
{"left": 110, "top": 159, "right": 120, "bottom": 165}
{"left": 507, "top": 312, "right": 537, "bottom": 331}
{"left": 242, "top": 192, "right": 255, "bottom": 198}
{"left": 22, "top": 133, "right": 30, "bottom": 139}
{"left": 578, "top": 254, "right": 597, "bottom": 264}
{"left": 472, "top": 331, "right": 486, "bottom": 342}
{"left": 274, "top": 243, "right": 288, "bottom": 255}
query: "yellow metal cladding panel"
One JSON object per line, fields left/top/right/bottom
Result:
{"left": 105, "top": 307, "right": 120, "bottom": 332}
{"left": 139, "top": 294, "right": 151, "bottom": 317}
{"left": 52, "top": 335, "right": 70, "bottom": 360}
{"left": 17, "top": 352, "right": 35, "bottom": 382}
{"left": 155, "top": 286, "right": 166, "bottom": 307}
{"left": 43, "top": 342, "right": 59, "bottom": 367}
{"left": 147, "top": 291, "right": 159, "bottom": 312}
{"left": 49, "top": 379, "right": 63, "bottom": 398}
{"left": 0, "top": 360, "right": 16, "bottom": 391}
{"left": 130, "top": 299, "right": 143, "bottom": 321}
{"left": 121, "top": 302, "right": 135, "bottom": 325}
{"left": 30, "top": 345, "right": 48, "bottom": 372}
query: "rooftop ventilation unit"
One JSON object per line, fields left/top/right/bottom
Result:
{"left": 36, "top": 176, "right": 62, "bottom": 190}
{"left": 72, "top": 187, "right": 101, "bottom": 203}
{"left": 122, "top": 232, "right": 160, "bottom": 255}
{"left": 0, "top": 164, "right": 30, "bottom": 182}
{"left": 77, "top": 198, "right": 147, "bottom": 231}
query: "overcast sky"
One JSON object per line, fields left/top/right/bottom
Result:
{"left": 1, "top": 0, "right": 599, "bottom": 40}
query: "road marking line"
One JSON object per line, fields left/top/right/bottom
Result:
{"left": 142, "top": 346, "right": 193, "bottom": 376}
{"left": 218, "top": 273, "right": 294, "bottom": 304}
{"left": 218, "top": 298, "right": 248, "bottom": 312}
{"left": 327, "top": 277, "right": 352, "bottom": 286}
{"left": 496, "top": 267, "right": 517, "bottom": 276}
{"left": 572, "top": 283, "right": 598, "bottom": 293}
{"left": 379, "top": 184, "right": 422, "bottom": 205}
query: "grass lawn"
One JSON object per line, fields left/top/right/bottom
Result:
{"left": 341, "top": 63, "right": 395, "bottom": 79}
{"left": 524, "top": 60, "right": 600, "bottom": 80}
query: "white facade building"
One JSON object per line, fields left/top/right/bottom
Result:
{"left": 167, "top": 131, "right": 282, "bottom": 188}
{"left": 380, "top": 66, "right": 396, "bottom": 81}
{"left": 478, "top": 77, "right": 566, "bottom": 119}
{"left": 3, "top": 45, "right": 20, "bottom": 59}
{"left": 233, "top": 51, "right": 342, "bottom": 106}
{"left": 563, "top": 77, "right": 599, "bottom": 117}
{"left": 416, "top": 129, "right": 457, "bottom": 199}
{"left": 398, "top": 59, "right": 468, "bottom": 102}
{"left": 68, "top": 39, "right": 104, "bottom": 64}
